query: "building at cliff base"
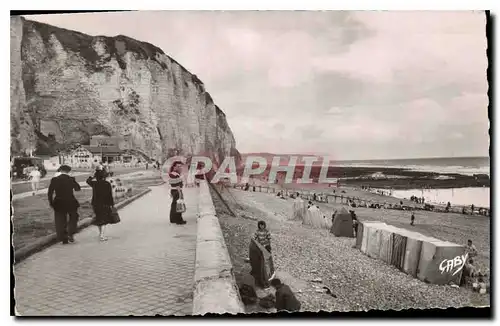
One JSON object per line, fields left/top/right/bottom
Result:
{"left": 60, "top": 136, "right": 149, "bottom": 168}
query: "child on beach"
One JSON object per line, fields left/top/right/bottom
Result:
{"left": 350, "top": 210, "right": 358, "bottom": 236}
{"left": 410, "top": 211, "right": 415, "bottom": 226}
{"left": 465, "top": 239, "right": 478, "bottom": 258}
{"left": 254, "top": 220, "right": 272, "bottom": 253}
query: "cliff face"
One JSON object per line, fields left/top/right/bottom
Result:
{"left": 10, "top": 16, "right": 240, "bottom": 165}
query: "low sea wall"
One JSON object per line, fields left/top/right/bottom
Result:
{"left": 192, "top": 181, "right": 244, "bottom": 315}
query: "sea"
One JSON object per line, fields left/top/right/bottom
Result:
{"left": 342, "top": 156, "right": 491, "bottom": 208}
{"left": 334, "top": 156, "right": 490, "bottom": 176}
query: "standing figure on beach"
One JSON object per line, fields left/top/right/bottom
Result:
{"left": 465, "top": 239, "right": 478, "bottom": 258}
{"left": 29, "top": 166, "right": 41, "bottom": 196}
{"left": 86, "top": 170, "right": 116, "bottom": 241}
{"left": 331, "top": 210, "right": 337, "bottom": 225}
{"left": 256, "top": 220, "right": 275, "bottom": 278}
{"left": 471, "top": 204, "right": 475, "bottom": 215}
{"left": 350, "top": 210, "right": 358, "bottom": 236}
{"left": 254, "top": 220, "right": 272, "bottom": 253}
{"left": 169, "top": 161, "right": 187, "bottom": 225}
{"left": 410, "top": 211, "right": 415, "bottom": 226}
{"left": 47, "top": 165, "right": 81, "bottom": 244}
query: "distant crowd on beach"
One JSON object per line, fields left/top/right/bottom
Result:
{"left": 238, "top": 181, "right": 490, "bottom": 219}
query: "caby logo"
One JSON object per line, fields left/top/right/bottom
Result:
{"left": 438, "top": 253, "right": 468, "bottom": 276}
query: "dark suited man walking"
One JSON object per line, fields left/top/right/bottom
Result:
{"left": 48, "top": 165, "right": 81, "bottom": 244}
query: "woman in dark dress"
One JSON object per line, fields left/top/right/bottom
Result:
{"left": 169, "top": 161, "right": 187, "bottom": 225}
{"left": 86, "top": 170, "right": 115, "bottom": 241}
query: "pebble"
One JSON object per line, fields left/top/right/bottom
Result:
{"left": 213, "top": 187, "right": 489, "bottom": 312}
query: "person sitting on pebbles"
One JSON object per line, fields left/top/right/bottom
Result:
{"left": 270, "top": 278, "right": 301, "bottom": 312}
{"left": 460, "top": 258, "right": 478, "bottom": 286}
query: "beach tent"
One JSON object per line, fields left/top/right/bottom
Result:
{"left": 302, "top": 206, "right": 313, "bottom": 225}
{"left": 303, "top": 206, "right": 323, "bottom": 228}
{"left": 292, "top": 197, "right": 306, "bottom": 221}
{"left": 303, "top": 206, "right": 331, "bottom": 230}
{"left": 303, "top": 206, "right": 316, "bottom": 226}
{"left": 310, "top": 208, "right": 325, "bottom": 228}
{"left": 330, "top": 207, "right": 354, "bottom": 237}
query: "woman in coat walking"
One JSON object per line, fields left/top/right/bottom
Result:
{"left": 86, "top": 169, "right": 115, "bottom": 241}
{"left": 169, "top": 161, "right": 187, "bottom": 225}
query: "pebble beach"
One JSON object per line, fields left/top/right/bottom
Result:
{"left": 211, "top": 185, "right": 490, "bottom": 313}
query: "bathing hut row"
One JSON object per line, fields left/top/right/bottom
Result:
{"left": 356, "top": 221, "right": 466, "bottom": 285}
{"left": 291, "top": 196, "right": 466, "bottom": 285}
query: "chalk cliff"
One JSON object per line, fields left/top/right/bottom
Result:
{"left": 10, "top": 16, "right": 240, "bottom": 165}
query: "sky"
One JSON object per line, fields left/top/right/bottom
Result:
{"left": 25, "top": 11, "right": 489, "bottom": 160}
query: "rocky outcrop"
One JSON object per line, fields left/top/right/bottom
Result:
{"left": 10, "top": 16, "right": 240, "bottom": 165}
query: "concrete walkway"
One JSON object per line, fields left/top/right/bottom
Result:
{"left": 14, "top": 185, "right": 198, "bottom": 316}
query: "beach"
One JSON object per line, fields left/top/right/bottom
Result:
{"left": 231, "top": 179, "right": 490, "bottom": 271}
{"left": 212, "top": 184, "right": 490, "bottom": 312}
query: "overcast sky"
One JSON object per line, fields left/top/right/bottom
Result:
{"left": 26, "top": 11, "right": 488, "bottom": 160}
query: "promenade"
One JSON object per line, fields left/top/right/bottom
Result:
{"left": 14, "top": 185, "right": 198, "bottom": 316}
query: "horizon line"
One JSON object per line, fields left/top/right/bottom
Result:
{"left": 239, "top": 153, "right": 489, "bottom": 162}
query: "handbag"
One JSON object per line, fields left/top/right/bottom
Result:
{"left": 176, "top": 190, "right": 187, "bottom": 213}
{"left": 109, "top": 206, "right": 121, "bottom": 224}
